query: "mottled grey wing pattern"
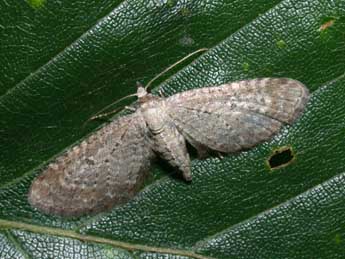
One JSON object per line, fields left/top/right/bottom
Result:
{"left": 165, "top": 78, "right": 309, "bottom": 153}
{"left": 29, "top": 112, "right": 154, "bottom": 217}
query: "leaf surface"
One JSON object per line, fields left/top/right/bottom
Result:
{"left": 1, "top": 0, "right": 345, "bottom": 258}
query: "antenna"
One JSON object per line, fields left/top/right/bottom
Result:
{"left": 83, "top": 93, "right": 137, "bottom": 127}
{"left": 86, "top": 47, "right": 208, "bottom": 123}
{"left": 144, "top": 47, "right": 208, "bottom": 90}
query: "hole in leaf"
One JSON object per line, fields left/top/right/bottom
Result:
{"left": 268, "top": 146, "right": 295, "bottom": 169}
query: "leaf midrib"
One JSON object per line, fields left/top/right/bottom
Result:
{"left": 0, "top": 219, "right": 216, "bottom": 259}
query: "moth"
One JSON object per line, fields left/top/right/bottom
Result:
{"left": 28, "top": 76, "right": 309, "bottom": 217}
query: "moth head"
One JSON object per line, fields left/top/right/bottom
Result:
{"left": 136, "top": 81, "right": 148, "bottom": 98}
{"left": 136, "top": 81, "right": 158, "bottom": 104}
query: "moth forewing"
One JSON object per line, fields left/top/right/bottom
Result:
{"left": 29, "top": 78, "right": 309, "bottom": 216}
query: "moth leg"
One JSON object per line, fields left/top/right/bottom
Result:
{"left": 182, "top": 134, "right": 209, "bottom": 159}
{"left": 193, "top": 142, "right": 209, "bottom": 159}
{"left": 217, "top": 152, "right": 224, "bottom": 159}
{"left": 124, "top": 106, "right": 136, "bottom": 112}
{"left": 158, "top": 89, "right": 166, "bottom": 98}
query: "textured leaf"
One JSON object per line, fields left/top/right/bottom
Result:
{"left": 1, "top": 0, "right": 345, "bottom": 258}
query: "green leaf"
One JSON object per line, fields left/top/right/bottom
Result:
{"left": 1, "top": 0, "right": 345, "bottom": 258}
